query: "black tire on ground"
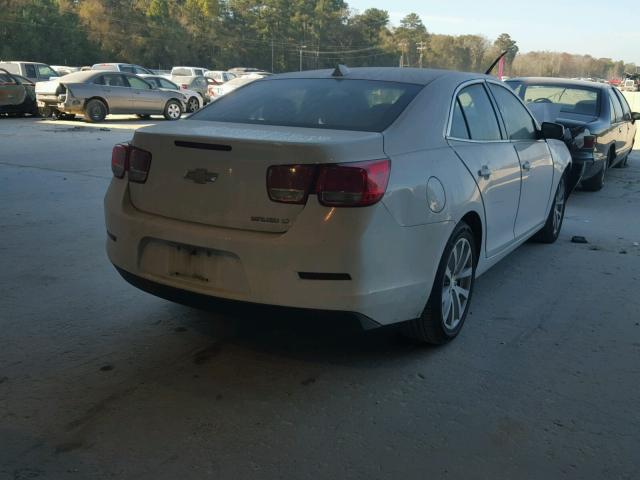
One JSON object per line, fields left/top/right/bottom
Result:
{"left": 163, "top": 100, "right": 183, "bottom": 120}
{"left": 186, "top": 97, "right": 199, "bottom": 113}
{"left": 402, "top": 221, "right": 477, "bottom": 345}
{"left": 581, "top": 153, "right": 610, "bottom": 191}
{"left": 137, "top": 114, "right": 151, "bottom": 119}
{"left": 84, "top": 99, "right": 107, "bottom": 123}
{"left": 532, "top": 173, "right": 566, "bottom": 244}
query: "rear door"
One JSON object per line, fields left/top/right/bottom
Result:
{"left": 448, "top": 82, "right": 522, "bottom": 257}
{"left": 612, "top": 88, "right": 634, "bottom": 153}
{"left": 487, "top": 81, "right": 554, "bottom": 238}
{"left": 23, "top": 63, "right": 37, "bottom": 83}
{"left": 0, "top": 71, "right": 26, "bottom": 107}
{"left": 98, "top": 73, "right": 132, "bottom": 113}
{"left": 608, "top": 89, "right": 626, "bottom": 156}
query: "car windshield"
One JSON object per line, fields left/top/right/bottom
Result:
{"left": 190, "top": 78, "right": 422, "bottom": 132}
{"left": 172, "top": 68, "right": 192, "bottom": 76}
{"left": 507, "top": 82, "right": 600, "bottom": 117}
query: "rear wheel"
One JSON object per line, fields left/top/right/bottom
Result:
{"left": 84, "top": 99, "right": 107, "bottom": 123}
{"left": 581, "top": 154, "right": 609, "bottom": 191}
{"left": 533, "top": 173, "right": 566, "bottom": 243}
{"left": 163, "top": 100, "right": 182, "bottom": 120}
{"left": 186, "top": 96, "right": 200, "bottom": 113}
{"left": 403, "top": 222, "right": 477, "bottom": 345}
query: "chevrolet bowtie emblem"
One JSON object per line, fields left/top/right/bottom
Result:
{"left": 184, "top": 169, "right": 218, "bottom": 184}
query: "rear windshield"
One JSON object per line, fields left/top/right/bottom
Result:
{"left": 190, "top": 78, "right": 422, "bottom": 132}
{"left": 507, "top": 82, "right": 600, "bottom": 117}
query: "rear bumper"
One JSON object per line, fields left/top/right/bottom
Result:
{"left": 104, "top": 179, "right": 453, "bottom": 325}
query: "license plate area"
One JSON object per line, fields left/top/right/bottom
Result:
{"left": 139, "top": 239, "right": 249, "bottom": 294}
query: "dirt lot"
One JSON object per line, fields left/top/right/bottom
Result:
{"left": 1, "top": 116, "right": 639, "bottom": 479}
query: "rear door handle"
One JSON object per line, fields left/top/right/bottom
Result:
{"left": 478, "top": 165, "right": 491, "bottom": 179}
{"left": 522, "top": 161, "right": 532, "bottom": 171}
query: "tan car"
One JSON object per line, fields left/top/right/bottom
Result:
{"left": 35, "top": 70, "right": 185, "bottom": 122}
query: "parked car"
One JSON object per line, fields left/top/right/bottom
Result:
{"left": 210, "top": 73, "right": 265, "bottom": 99}
{"left": 204, "top": 70, "right": 236, "bottom": 83}
{"left": 227, "top": 67, "right": 271, "bottom": 77}
{"left": 620, "top": 79, "right": 639, "bottom": 92}
{"left": 170, "top": 74, "right": 210, "bottom": 105}
{"left": 0, "top": 61, "right": 59, "bottom": 83}
{"left": 0, "top": 68, "right": 38, "bottom": 116}
{"left": 170, "top": 66, "right": 206, "bottom": 78}
{"left": 51, "top": 65, "right": 80, "bottom": 76}
{"left": 506, "top": 77, "right": 638, "bottom": 191}
{"left": 35, "top": 70, "right": 185, "bottom": 122}
{"left": 138, "top": 74, "right": 203, "bottom": 113}
{"left": 105, "top": 67, "right": 572, "bottom": 344}
{"left": 92, "top": 63, "right": 155, "bottom": 75}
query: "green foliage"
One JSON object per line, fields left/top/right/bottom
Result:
{"left": 0, "top": 1, "right": 635, "bottom": 78}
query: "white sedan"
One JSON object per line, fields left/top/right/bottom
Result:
{"left": 104, "top": 67, "right": 571, "bottom": 344}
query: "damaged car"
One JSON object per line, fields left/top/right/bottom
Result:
{"left": 0, "top": 68, "right": 39, "bottom": 116}
{"left": 105, "top": 67, "right": 573, "bottom": 344}
{"left": 507, "top": 77, "right": 639, "bottom": 191}
{"left": 35, "top": 70, "right": 185, "bottom": 122}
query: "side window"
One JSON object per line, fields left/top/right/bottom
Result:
{"left": 195, "top": 69, "right": 204, "bottom": 77}
{"left": 24, "top": 64, "right": 37, "bottom": 78}
{"left": 488, "top": 83, "right": 537, "bottom": 140}
{"left": 610, "top": 91, "right": 623, "bottom": 122}
{"left": 450, "top": 99, "right": 470, "bottom": 139}
{"left": 120, "top": 65, "right": 135, "bottom": 73}
{"left": 159, "top": 79, "right": 178, "bottom": 89}
{"left": 93, "top": 75, "right": 105, "bottom": 85}
{"left": 613, "top": 88, "right": 631, "bottom": 120}
{"left": 0, "top": 73, "right": 16, "bottom": 84}
{"left": 127, "top": 76, "right": 151, "bottom": 89}
{"left": 103, "top": 74, "right": 127, "bottom": 87}
{"left": 133, "top": 66, "right": 147, "bottom": 75}
{"left": 456, "top": 84, "right": 502, "bottom": 141}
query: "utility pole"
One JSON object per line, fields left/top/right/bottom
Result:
{"left": 417, "top": 40, "right": 426, "bottom": 68}
{"left": 299, "top": 45, "right": 306, "bottom": 71}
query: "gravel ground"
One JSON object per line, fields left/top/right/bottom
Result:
{"left": 1, "top": 116, "right": 639, "bottom": 480}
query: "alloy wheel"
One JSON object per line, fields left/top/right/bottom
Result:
{"left": 552, "top": 179, "right": 565, "bottom": 236}
{"left": 188, "top": 98, "right": 199, "bottom": 112}
{"left": 441, "top": 237, "right": 473, "bottom": 330}
{"left": 167, "top": 103, "right": 181, "bottom": 119}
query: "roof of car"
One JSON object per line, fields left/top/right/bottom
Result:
{"left": 507, "top": 77, "right": 610, "bottom": 89}
{"left": 271, "top": 67, "right": 487, "bottom": 86}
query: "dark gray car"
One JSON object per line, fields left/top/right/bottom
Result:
{"left": 35, "top": 70, "right": 185, "bottom": 122}
{"left": 506, "top": 77, "right": 639, "bottom": 191}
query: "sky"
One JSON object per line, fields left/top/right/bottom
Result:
{"left": 348, "top": 0, "right": 640, "bottom": 64}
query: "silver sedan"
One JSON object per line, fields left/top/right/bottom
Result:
{"left": 35, "top": 70, "right": 185, "bottom": 122}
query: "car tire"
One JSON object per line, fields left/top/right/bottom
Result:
{"left": 581, "top": 154, "right": 609, "bottom": 191}
{"left": 137, "top": 114, "right": 151, "bottom": 119}
{"left": 84, "top": 99, "right": 107, "bottom": 123}
{"left": 163, "top": 100, "right": 183, "bottom": 120}
{"left": 186, "top": 97, "right": 200, "bottom": 113}
{"left": 532, "top": 173, "right": 566, "bottom": 244}
{"left": 403, "top": 221, "right": 477, "bottom": 345}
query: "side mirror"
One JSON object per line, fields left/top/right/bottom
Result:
{"left": 540, "top": 122, "right": 565, "bottom": 140}
{"left": 632, "top": 112, "right": 640, "bottom": 122}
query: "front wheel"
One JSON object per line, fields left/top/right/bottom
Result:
{"left": 403, "top": 222, "right": 477, "bottom": 345}
{"left": 532, "top": 173, "right": 566, "bottom": 243}
{"left": 163, "top": 100, "right": 183, "bottom": 120}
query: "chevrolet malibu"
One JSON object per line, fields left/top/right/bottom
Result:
{"left": 105, "top": 67, "right": 572, "bottom": 344}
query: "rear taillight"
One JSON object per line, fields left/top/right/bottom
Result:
{"left": 582, "top": 135, "right": 596, "bottom": 150}
{"left": 111, "top": 143, "right": 128, "bottom": 178}
{"left": 316, "top": 159, "right": 390, "bottom": 207}
{"left": 266, "top": 159, "right": 390, "bottom": 207}
{"left": 181, "top": 84, "right": 188, "bottom": 89}
{"left": 266, "top": 164, "right": 316, "bottom": 204}
{"left": 111, "top": 144, "right": 152, "bottom": 183}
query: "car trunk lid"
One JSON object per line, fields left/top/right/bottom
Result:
{"left": 128, "top": 120, "right": 385, "bottom": 233}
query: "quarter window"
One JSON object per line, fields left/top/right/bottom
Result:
{"left": 456, "top": 84, "right": 502, "bottom": 141}
{"left": 450, "top": 99, "right": 470, "bottom": 139}
{"left": 488, "top": 83, "right": 537, "bottom": 140}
